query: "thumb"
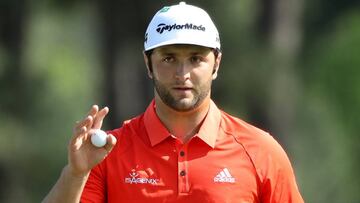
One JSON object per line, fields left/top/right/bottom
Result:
{"left": 104, "top": 134, "right": 117, "bottom": 153}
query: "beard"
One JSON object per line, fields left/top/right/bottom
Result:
{"left": 152, "top": 76, "right": 212, "bottom": 112}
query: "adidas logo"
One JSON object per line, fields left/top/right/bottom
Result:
{"left": 213, "top": 168, "right": 235, "bottom": 183}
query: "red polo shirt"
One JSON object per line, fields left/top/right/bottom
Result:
{"left": 81, "top": 100, "right": 303, "bottom": 203}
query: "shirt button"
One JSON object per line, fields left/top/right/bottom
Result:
{"left": 180, "top": 170, "right": 186, "bottom": 176}
{"left": 180, "top": 151, "right": 185, "bottom": 156}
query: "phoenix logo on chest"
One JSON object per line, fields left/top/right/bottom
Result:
{"left": 124, "top": 169, "right": 160, "bottom": 185}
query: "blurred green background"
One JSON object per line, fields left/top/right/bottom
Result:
{"left": 0, "top": 0, "right": 359, "bottom": 202}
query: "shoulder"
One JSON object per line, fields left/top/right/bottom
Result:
{"left": 107, "top": 113, "right": 145, "bottom": 137}
{"left": 219, "top": 110, "right": 272, "bottom": 147}
{"left": 105, "top": 113, "right": 147, "bottom": 153}
{"left": 219, "top": 111, "right": 293, "bottom": 181}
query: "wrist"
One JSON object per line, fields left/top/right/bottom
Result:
{"left": 64, "top": 165, "right": 90, "bottom": 181}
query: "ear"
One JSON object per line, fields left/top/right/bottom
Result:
{"left": 143, "top": 52, "right": 153, "bottom": 79}
{"left": 212, "top": 52, "right": 222, "bottom": 80}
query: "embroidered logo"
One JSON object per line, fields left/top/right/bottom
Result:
{"left": 213, "top": 168, "right": 235, "bottom": 183}
{"left": 156, "top": 23, "right": 206, "bottom": 34}
{"left": 124, "top": 169, "right": 160, "bottom": 185}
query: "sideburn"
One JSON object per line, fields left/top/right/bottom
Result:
{"left": 145, "top": 50, "right": 153, "bottom": 73}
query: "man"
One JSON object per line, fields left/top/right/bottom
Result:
{"left": 43, "top": 2, "right": 304, "bottom": 202}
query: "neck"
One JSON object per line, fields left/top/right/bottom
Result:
{"left": 155, "top": 95, "right": 211, "bottom": 143}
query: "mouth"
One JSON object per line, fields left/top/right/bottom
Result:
{"left": 173, "top": 86, "right": 193, "bottom": 93}
{"left": 173, "top": 86, "right": 193, "bottom": 90}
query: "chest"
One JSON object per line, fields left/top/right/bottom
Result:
{"left": 105, "top": 136, "right": 260, "bottom": 203}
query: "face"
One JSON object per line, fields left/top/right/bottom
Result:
{"left": 145, "top": 44, "right": 221, "bottom": 112}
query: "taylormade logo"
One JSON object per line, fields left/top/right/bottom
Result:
{"left": 156, "top": 23, "right": 206, "bottom": 34}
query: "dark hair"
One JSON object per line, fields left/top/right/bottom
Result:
{"left": 144, "top": 49, "right": 154, "bottom": 72}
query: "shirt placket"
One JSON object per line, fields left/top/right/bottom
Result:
{"left": 175, "top": 140, "right": 190, "bottom": 195}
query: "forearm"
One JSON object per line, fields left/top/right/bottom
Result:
{"left": 42, "top": 165, "right": 89, "bottom": 203}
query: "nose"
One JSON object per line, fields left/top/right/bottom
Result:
{"left": 175, "top": 61, "right": 191, "bottom": 81}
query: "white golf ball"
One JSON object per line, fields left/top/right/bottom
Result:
{"left": 91, "top": 129, "right": 107, "bottom": 147}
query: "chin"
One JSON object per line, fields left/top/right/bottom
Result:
{"left": 170, "top": 99, "right": 200, "bottom": 112}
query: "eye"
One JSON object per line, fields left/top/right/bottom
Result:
{"left": 190, "top": 55, "right": 202, "bottom": 64}
{"left": 162, "top": 56, "right": 174, "bottom": 63}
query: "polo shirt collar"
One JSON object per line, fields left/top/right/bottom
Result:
{"left": 197, "top": 100, "right": 221, "bottom": 148}
{"left": 144, "top": 100, "right": 221, "bottom": 148}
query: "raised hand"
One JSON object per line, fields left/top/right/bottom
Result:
{"left": 68, "top": 105, "right": 117, "bottom": 177}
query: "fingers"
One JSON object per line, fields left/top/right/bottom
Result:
{"left": 74, "top": 105, "right": 108, "bottom": 133}
{"left": 85, "top": 105, "right": 99, "bottom": 130}
{"left": 74, "top": 126, "right": 87, "bottom": 136}
{"left": 93, "top": 107, "right": 109, "bottom": 129}
{"left": 88, "top": 105, "right": 99, "bottom": 116}
{"left": 71, "top": 105, "right": 98, "bottom": 142}
{"left": 72, "top": 116, "right": 92, "bottom": 144}
{"left": 74, "top": 116, "right": 91, "bottom": 133}
{"left": 73, "top": 105, "right": 98, "bottom": 131}
{"left": 70, "top": 105, "right": 109, "bottom": 149}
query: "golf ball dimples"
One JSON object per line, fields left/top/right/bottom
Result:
{"left": 91, "top": 129, "right": 107, "bottom": 147}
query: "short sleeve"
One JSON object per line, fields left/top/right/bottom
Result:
{"left": 259, "top": 135, "right": 304, "bottom": 203}
{"left": 80, "top": 164, "right": 106, "bottom": 203}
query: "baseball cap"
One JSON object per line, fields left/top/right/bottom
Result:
{"left": 144, "top": 2, "right": 220, "bottom": 51}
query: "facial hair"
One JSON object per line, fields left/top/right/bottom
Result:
{"left": 152, "top": 76, "right": 212, "bottom": 112}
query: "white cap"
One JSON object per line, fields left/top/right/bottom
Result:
{"left": 144, "top": 2, "right": 220, "bottom": 51}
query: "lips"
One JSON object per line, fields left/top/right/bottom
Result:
{"left": 173, "top": 86, "right": 193, "bottom": 91}
{"left": 172, "top": 86, "right": 193, "bottom": 94}
{"left": 174, "top": 87, "right": 192, "bottom": 90}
